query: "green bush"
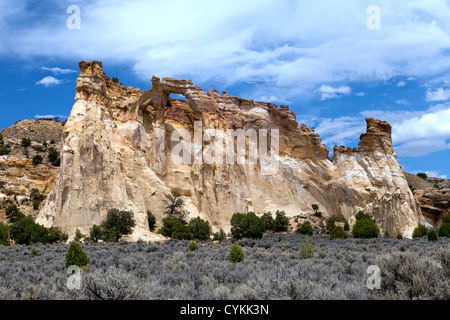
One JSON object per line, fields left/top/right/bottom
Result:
{"left": 162, "top": 192, "right": 187, "bottom": 223}
{"left": 230, "top": 212, "right": 265, "bottom": 240}
{"left": 147, "top": 211, "right": 156, "bottom": 231}
{"left": 344, "top": 222, "right": 350, "bottom": 231}
{"left": 443, "top": 215, "right": 450, "bottom": 224}
{"left": 228, "top": 243, "right": 244, "bottom": 263}
{"left": 189, "top": 217, "right": 211, "bottom": 241}
{"left": 326, "top": 217, "right": 337, "bottom": 233}
{"left": 50, "top": 139, "right": 56, "bottom": 144}
{"left": 300, "top": 236, "right": 314, "bottom": 259}
{"left": 213, "top": 229, "right": 226, "bottom": 242}
{"left": 6, "top": 205, "right": 24, "bottom": 223}
{"left": 417, "top": 173, "right": 428, "bottom": 180}
{"left": 397, "top": 234, "right": 403, "bottom": 240}
{"left": 274, "top": 210, "right": 290, "bottom": 232}
{"left": 188, "top": 240, "right": 199, "bottom": 251}
{"left": 160, "top": 217, "right": 191, "bottom": 240}
{"left": 0, "top": 146, "right": 10, "bottom": 155}
{"left": 297, "top": 221, "right": 313, "bottom": 236}
{"left": 438, "top": 222, "right": 450, "bottom": 238}
{"left": 32, "top": 155, "right": 43, "bottom": 165}
{"left": 89, "top": 225, "right": 102, "bottom": 243}
{"left": 427, "top": 230, "right": 438, "bottom": 242}
{"left": 48, "top": 147, "right": 59, "bottom": 163}
{"left": 9, "top": 215, "right": 67, "bottom": 245}
{"left": 261, "top": 212, "right": 275, "bottom": 231}
{"left": 0, "top": 223, "right": 10, "bottom": 245}
{"left": 65, "top": 241, "right": 88, "bottom": 268}
{"left": 352, "top": 214, "right": 380, "bottom": 239}
{"left": 412, "top": 224, "right": 428, "bottom": 238}
{"left": 330, "top": 226, "right": 348, "bottom": 240}
{"left": 31, "top": 247, "right": 38, "bottom": 257}
{"left": 21, "top": 138, "right": 31, "bottom": 147}
{"left": 33, "top": 199, "right": 40, "bottom": 210}
{"left": 74, "top": 229, "right": 84, "bottom": 242}
{"left": 101, "top": 209, "right": 136, "bottom": 242}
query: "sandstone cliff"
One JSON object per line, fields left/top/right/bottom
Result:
{"left": 36, "top": 61, "right": 422, "bottom": 239}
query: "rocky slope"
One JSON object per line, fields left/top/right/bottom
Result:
{"left": 0, "top": 120, "right": 62, "bottom": 217}
{"left": 35, "top": 60, "right": 423, "bottom": 239}
{"left": 405, "top": 173, "right": 450, "bottom": 228}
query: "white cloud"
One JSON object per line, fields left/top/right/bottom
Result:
{"left": 35, "top": 76, "right": 63, "bottom": 87}
{"left": 1, "top": 0, "right": 450, "bottom": 100}
{"left": 41, "top": 67, "right": 77, "bottom": 75}
{"left": 355, "top": 92, "right": 366, "bottom": 97}
{"left": 426, "top": 87, "right": 450, "bottom": 102}
{"left": 397, "top": 81, "right": 407, "bottom": 87}
{"left": 318, "top": 85, "right": 352, "bottom": 100}
{"left": 396, "top": 99, "right": 410, "bottom": 105}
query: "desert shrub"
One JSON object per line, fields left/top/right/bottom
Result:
{"left": 228, "top": 243, "right": 244, "bottom": 263}
{"left": 74, "top": 229, "right": 84, "bottom": 242}
{"left": 188, "top": 240, "right": 199, "bottom": 251}
{"left": 101, "top": 209, "right": 136, "bottom": 242}
{"left": 89, "top": 225, "right": 102, "bottom": 243}
{"left": 438, "top": 222, "right": 450, "bottom": 238}
{"left": 297, "top": 222, "right": 313, "bottom": 236}
{"left": 261, "top": 212, "right": 275, "bottom": 231}
{"left": 21, "top": 137, "right": 31, "bottom": 147}
{"left": 330, "top": 226, "right": 348, "bottom": 240}
{"left": 47, "top": 147, "right": 59, "bottom": 163}
{"left": 9, "top": 215, "right": 66, "bottom": 245}
{"left": 412, "top": 224, "right": 428, "bottom": 238}
{"left": 0, "top": 223, "right": 10, "bottom": 245}
{"left": 326, "top": 217, "right": 337, "bottom": 233}
{"left": 444, "top": 214, "right": 450, "bottom": 224}
{"left": 146, "top": 211, "right": 156, "bottom": 231}
{"left": 370, "top": 251, "right": 450, "bottom": 300}
{"left": 274, "top": 210, "right": 289, "bottom": 232}
{"left": 32, "top": 199, "right": 40, "bottom": 210}
{"left": 189, "top": 217, "right": 211, "bottom": 241}
{"left": 31, "top": 247, "right": 38, "bottom": 257}
{"left": 352, "top": 213, "right": 379, "bottom": 239}
{"left": 312, "top": 204, "right": 319, "bottom": 214}
{"left": 213, "top": 229, "right": 226, "bottom": 242}
{"left": 427, "top": 230, "right": 438, "bottom": 242}
{"left": 32, "top": 155, "right": 43, "bottom": 165}
{"left": 397, "top": 234, "right": 403, "bottom": 240}
{"left": 0, "top": 146, "right": 10, "bottom": 155}
{"left": 230, "top": 212, "right": 265, "bottom": 240}
{"left": 299, "top": 236, "right": 314, "bottom": 259}
{"left": 65, "top": 241, "right": 88, "bottom": 268}
{"left": 47, "top": 227, "right": 68, "bottom": 243}
{"left": 344, "top": 222, "right": 350, "bottom": 231}
{"left": 162, "top": 192, "right": 187, "bottom": 223}
{"left": 6, "top": 205, "right": 24, "bottom": 223}
{"left": 417, "top": 172, "right": 428, "bottom": 180}
{"left": 112, "top": 77, "right": 119, "bottom": 83}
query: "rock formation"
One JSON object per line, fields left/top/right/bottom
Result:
{"left": 36, "top": 61, "right": 423, "bottom": 239}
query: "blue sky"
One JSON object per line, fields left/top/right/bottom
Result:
{"left": 0, "top": 0, "right": 449, "bottom": 178}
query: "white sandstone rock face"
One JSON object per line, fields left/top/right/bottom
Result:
{"left": 37, "top": 61, "right": 422, "bottom": 239}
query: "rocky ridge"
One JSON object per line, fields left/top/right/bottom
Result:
{"left": 33, "top": 61, "right": 424, "bottom": 239}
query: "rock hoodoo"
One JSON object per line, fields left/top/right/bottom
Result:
{"left": 36, "top": 61, "right": 422, "bottom": 239}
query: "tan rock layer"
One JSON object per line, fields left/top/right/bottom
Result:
{"left": 37, "top": 61, "right": 422, "bottom": 239}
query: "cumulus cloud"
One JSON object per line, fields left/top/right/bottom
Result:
{"left": 397, "top": 81, "right": 407, "bottom": 87}
{"left": 318, "top": 85, "right": 352, "bottom": 100}
{"left": 426, "top": 87, "right": 450, "bottom": 102}
{"left": 35, "top": 76, "right": 63, "bottom": 87}
{"left": 1, "top": 0, "right": 450, "bottom": 99}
